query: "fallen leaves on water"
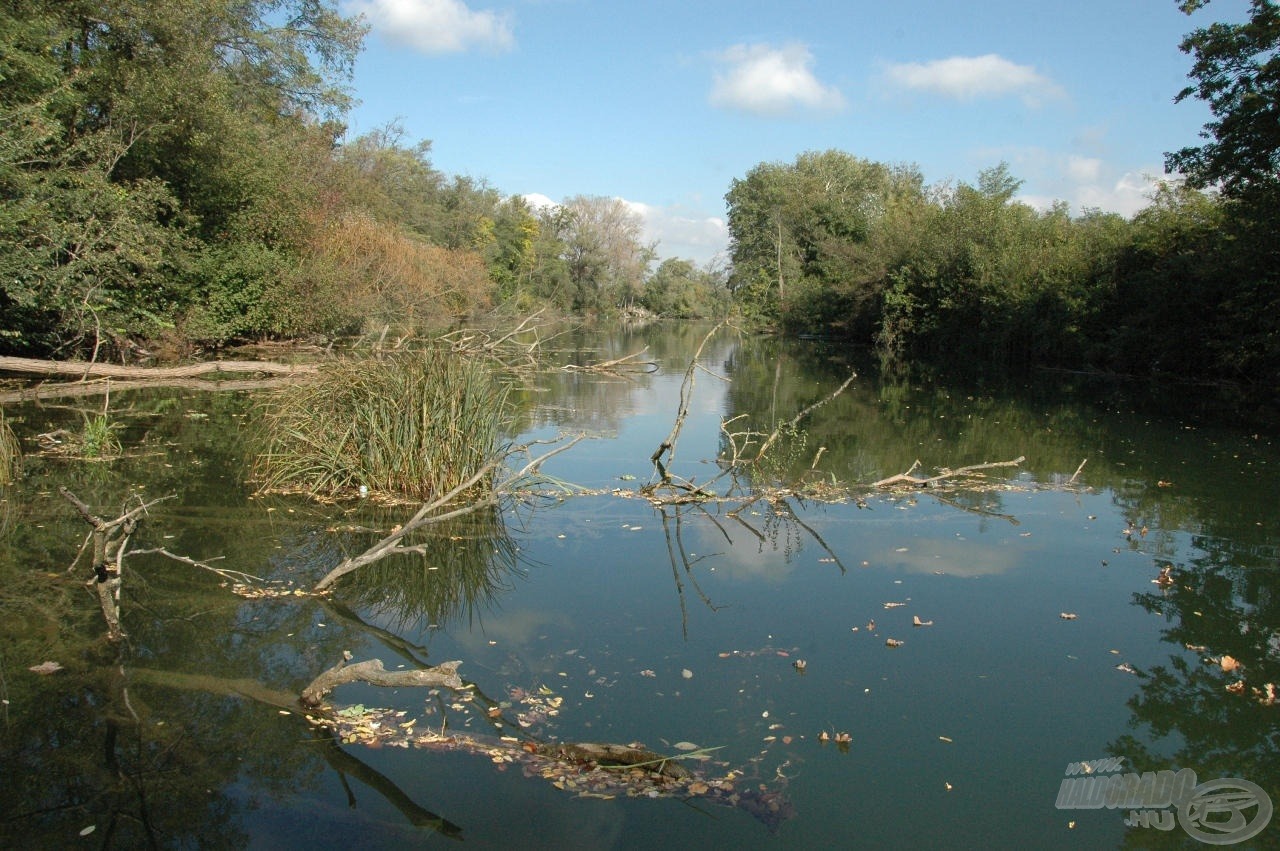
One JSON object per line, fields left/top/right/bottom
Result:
{"left": 1226, "top": 680, "right": 1246, "bottom": 695}
{"left": 1219, "top": 655, "right": 1240, "bottom": 673}
{"left": 29, "top": 661, "right": 63, "bottom": 675}
{"left": 640, "top": 669, "right": 656, "bottom": 678}
{"left": 913, "top": 616, "right": 933, "bottom": 627}
{"left": 1060, "top": 613, "right": 1078, "bottom": 620}
{"left": 885, "top": 638, "right": 904, "bottom": 648}
{"left": 681, "top": 669, "right": 693, "bottom": 679}
{"left": 883, "top": 602, "right": 907, "bottom": 609}
{"left": 1115, "top": 663, "right": 1136, "bottom": 674}
{"left": 672, "top": 741, "right": 700, "bottom": 751}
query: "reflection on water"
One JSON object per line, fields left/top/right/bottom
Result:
{"left": 1, "top": 326, "right": 1278, "bottom": 849}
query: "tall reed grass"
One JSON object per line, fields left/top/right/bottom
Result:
{"left": 0, "top": 409, "right": 19, "bottom": 485}
{"left": 253, "top": 349, "right": 510, "bottom": 501}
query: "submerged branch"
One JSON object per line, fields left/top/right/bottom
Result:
{"left": 301, "top": 654, "right": 464, "bottom": 708}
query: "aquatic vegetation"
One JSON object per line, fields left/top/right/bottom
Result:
{"left": 253, "top": 349, "right": 511, "bottom": 501}
{"left": 79, "top": 413, "right": 122, "bottom": 459}
{"left": 0, "top": 409, "right": 19, "bottom": 484}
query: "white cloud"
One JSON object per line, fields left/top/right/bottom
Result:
{"left": 521, "top": 192, "right": 558, "bottom": 211}
{"left": 710, "top": 43, "right": 846, "bottom": 116}
{"left": 1017, "top": 159, "right": 1161, "bottom": 218}
{"left": 1066, "top": 155, "right": 1102, "bottom": 183}
{"left": 1072, "top": 170, "right": 1161, "bottom": 217}
{"left": 623, "top": 199, "right": 729, "bottom": 265}
{"left": 346, "top": 0, "right": 514, "bottom": 54}
{"left": 886, "top": 54, "right": 1061, "bottom": 104}
{"left": 520, "top": 194, "right": 728, "bottom": 265}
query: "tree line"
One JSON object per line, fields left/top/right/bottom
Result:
{"left": 0, "top": 0, "right": 725, "bottom": 360}
{"left": 2, "top": 0, "right": 1275, "bottom": 393}
{"left": 726, "top": 1, "right": 1279, "bottom": 389}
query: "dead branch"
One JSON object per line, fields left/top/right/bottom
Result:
{"left": 300, "top": 653, "right": 464, "bottom": 708}
{"left": 313, "top": 435, "right": 585, "bottom": 592}
{"left": 0, "top": 375, "right": 306, "bottom": 404}
{"left": 745, "top": 372, "right": 858, "bottom": 467}
{"left": 60, "top": 488, "right": 175, "bottom": 641}
{"left": 126, "top": 547, "right": 264, "bottom": 584}
{"left": 0, "top": 356, "right": 318, "bottom": 380}
{"left": 872, "top": 456, "right": 1026, "bottom": 489}
{"left": 648, "top": 323, "right": 726, "bottom": 482}
{"left": 560, "top": 347, "right": 658, "bottom": 375}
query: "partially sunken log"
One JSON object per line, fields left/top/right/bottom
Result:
{"left": 0, "top": 356, "right": 317, "bottom": 380}
{"left": 301, "top": 654, "right": 464, "bottom": 708}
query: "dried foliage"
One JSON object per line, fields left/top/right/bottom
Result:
{"left": 307, "top": 211, "right": 493, "bottom": 329}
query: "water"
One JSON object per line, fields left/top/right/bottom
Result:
{"left": 1, "top": 325, "right": 1277, "bottom": 849}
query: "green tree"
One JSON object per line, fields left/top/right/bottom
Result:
{"left": 642, "top": 257, "right": 728, "bottom": 318}
{"left": 1167, "top": 0, "right": 1280, "bottom": 201}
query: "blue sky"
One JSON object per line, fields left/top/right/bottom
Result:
{"left": 340, "top": 0, "right": 1229, "bottom": 265}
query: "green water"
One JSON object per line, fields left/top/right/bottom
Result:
{"left": 1, "top": 326, "right": 1277, "bottom": 849}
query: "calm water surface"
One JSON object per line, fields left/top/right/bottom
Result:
{"left": 1, "top": 325, "right": 1277, "bottom": 849}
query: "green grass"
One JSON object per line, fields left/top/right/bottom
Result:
{"left": 79, "top": 414, "right": 122, "bottom": 459}
{"left": 253, "top": 349, "right": 511, "bottom": 501}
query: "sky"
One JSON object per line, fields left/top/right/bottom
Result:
{"left": 339, "top": 0, "right": 1232, "bottom": 265}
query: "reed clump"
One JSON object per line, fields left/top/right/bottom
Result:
{"left": 253, "top": 349, "right": 510, "bottom": 501}
{"left": 0, "top": 409, "right": 19, "bottom": 484}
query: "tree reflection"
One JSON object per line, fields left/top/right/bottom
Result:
{"left": 1110, "top": 554, "right": 1280, "bottom": 848}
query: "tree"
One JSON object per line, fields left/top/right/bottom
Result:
{"left": 1166, "top": 0, "right": 1280, "bottom": 201}
{"left": 724, "top": 150, "right": 925, "bottom": 328}
{"left": 561, "top": 196, "right": 653, "bottom": 312}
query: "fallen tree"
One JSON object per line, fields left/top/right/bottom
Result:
{"left": 0, "top": 356, "right": 317, "bottom": 380}
{"left": 297, "top": 652, "right": 794, "bottom": 832}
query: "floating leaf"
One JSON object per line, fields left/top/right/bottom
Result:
{"left": 681, "top": 669, "right": 693, "bottom": 679}
{"left": 883, "top": 602, "right": 906, "bottom": 609}
{"left": 672, "top": 741, "right": 700, "bottom": 751}
{"left": 1220, "top": 655, "right": 1240, "bottom": 673}
{"left": 885, "top": 638, "right": 904, "bottom": 648}
{"left": 1059, "top": 613, "right": 1078, "bottom": 620}
{"left": 29, "top": 661, "right": 64, "bottom": 675}
{"left": 913, "top": 616, "right": 933, "bottom": 627}
{"left": 79, "top": 826, "right": 96, "bottom": 836}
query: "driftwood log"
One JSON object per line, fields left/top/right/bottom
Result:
{"left": 0, "top": 356, "right": 317, "bottom": 380}
{"left": 300, "top": 654, "right": 464, "bottom": 708}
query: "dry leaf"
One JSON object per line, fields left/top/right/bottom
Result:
{"left": 1220, "top": 655, "right": 1240, "bottom": 673}
{"left": 1059, "top": 613, "right": 1078, "bottom": 620}
{"left": 29, "top": 661, "right": 63, "bottom": 675}
{"left": 885, "top": 638, "right": 904, "bottom": 648}
{"left": 1226, "top": 680, "right": 1246, "bottom": 695}
{"left": 913, "top": 616, "right": 933, "bottom": 627}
